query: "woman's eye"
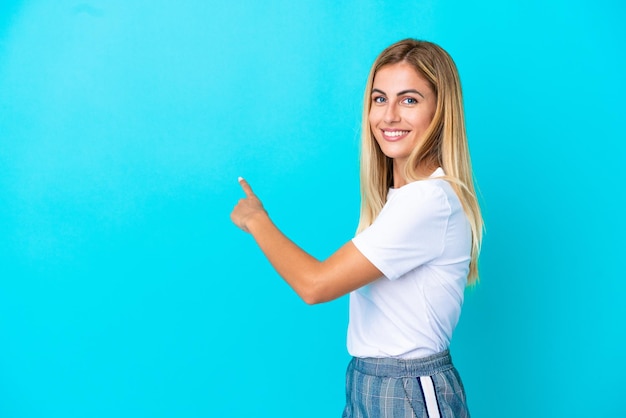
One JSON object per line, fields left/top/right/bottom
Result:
{"left": 402, "top": 97, "right": 418, "bottom": 105}
{"left": 373, "top": 96, "right": 386, "bottom": 104}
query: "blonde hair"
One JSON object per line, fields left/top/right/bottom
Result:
{"left": 357, "top": 39, "right": 484, "bottom": 284}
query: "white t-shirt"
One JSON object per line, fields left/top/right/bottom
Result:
{"left": 349, "top": 168, "right": 471, "bottom": 359}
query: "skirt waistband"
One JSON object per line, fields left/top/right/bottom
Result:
{"left": 350, "top": 350, "right": 453, "bottom": 377}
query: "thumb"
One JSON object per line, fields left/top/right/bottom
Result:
{"left": 238, "top": 176, "right": 255, "bottom": 197}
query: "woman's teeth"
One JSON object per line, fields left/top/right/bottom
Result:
{"left": 384, "top": 130, "right": 409, "bottom": 137}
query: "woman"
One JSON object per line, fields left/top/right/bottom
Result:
{"left": 231, "top": 39, "right": 482, "bottom": 418}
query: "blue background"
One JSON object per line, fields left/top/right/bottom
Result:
{"left": 1, "top": 1, "right": 624, "bottom": 417}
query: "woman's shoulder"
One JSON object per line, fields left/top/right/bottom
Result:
{"left": 389, "top": 177, "right": 461, "bottom": 214}
{"left": 393, "top": 177, "right": 450, "bottom": 200}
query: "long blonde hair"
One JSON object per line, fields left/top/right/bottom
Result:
{"left": 357, "top": 39, "right": 483, "bottom": 284}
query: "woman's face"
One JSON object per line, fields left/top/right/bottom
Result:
{"left": 368, "top": 62, "right": 436, "bottom": 169}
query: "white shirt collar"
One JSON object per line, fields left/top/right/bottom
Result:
{"left": 388, "top": 167, "right": 445, "bottom": 197}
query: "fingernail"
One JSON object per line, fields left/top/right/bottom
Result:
{"left": 238, "top": 176, "right": 243, "bottom": 182}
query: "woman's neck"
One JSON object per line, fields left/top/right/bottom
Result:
{"left": 392, "top": 159, "right": 437, "bottom": 188}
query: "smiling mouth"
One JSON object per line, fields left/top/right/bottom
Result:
{"left": 382, "top": 130, "right": 410, "bottom": 140}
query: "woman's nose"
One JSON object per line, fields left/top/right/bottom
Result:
{"left": 384, "top": 103, "right": 400, "bottom": 123}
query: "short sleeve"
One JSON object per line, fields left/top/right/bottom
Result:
{"left": 352, "top": 182, "right": 451, "bottom": 280}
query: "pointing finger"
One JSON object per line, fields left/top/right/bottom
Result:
{"left": 238, "top": 176, "right": 255, "bottom": 197}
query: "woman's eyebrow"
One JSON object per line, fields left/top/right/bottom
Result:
{"left": 398, "top": 89, "right": 425, "bottom": 98}
{"left": 371, "top": 88, "right": 425, "bottom": 99}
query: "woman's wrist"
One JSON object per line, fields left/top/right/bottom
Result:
{"left": 244, "top": 209, "right": 270, "bottom": 234}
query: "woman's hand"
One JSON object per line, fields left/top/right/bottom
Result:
{"left": 230, "top": 177, "right": 267, "bottom": 233}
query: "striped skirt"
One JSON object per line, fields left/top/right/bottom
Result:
{"left": 342, "top": 350, "right": 470, "bottom": 418}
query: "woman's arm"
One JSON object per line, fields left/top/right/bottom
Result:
{"left": 230, "top": 178, "right": 382, "bottom": 304}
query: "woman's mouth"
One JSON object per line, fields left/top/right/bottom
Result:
{"left": 382, "top": 130, "right": 410, "bottom": 141}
